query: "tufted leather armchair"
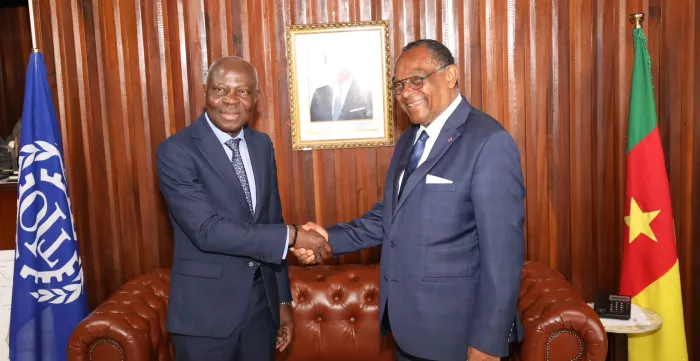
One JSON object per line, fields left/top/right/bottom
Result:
{"left": 67, "top": 262, "right": 607, "bottom": 361}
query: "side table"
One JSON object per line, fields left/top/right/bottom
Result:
{"left": 592, "top": 305, "right": 662, "bottom": 361}
{"left": 600, "top": 307, "right": 662, "bottom": 334}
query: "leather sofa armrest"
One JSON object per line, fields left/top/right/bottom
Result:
{"left": 68, "top": 269, "right": 172, "bottom": 361}
{"left": 517, "top": 262, "right": 608, "bottom": 361}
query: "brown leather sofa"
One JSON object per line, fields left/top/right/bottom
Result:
{"left": 68, "top": 261, "right": 607, "bottom": 361}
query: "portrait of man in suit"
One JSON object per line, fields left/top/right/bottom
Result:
{"left": 287, "top": 23, "right": 394, "bottom": 149}
{"left": 155, "top": 56, "right": 329, "bottom": 361}
{"left": 294, "top": 39, "right": 526, "bottom": 361}
{"left": 309, "top": 49, "right": 373, "bottom": 121}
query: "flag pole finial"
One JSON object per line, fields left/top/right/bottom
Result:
{"left": 629, "top": 13, "right": 645, "bottom": 29}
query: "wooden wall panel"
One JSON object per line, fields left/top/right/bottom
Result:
{"left": 0, "top": 184, "right": 18, "bottom": 251}
{"left": 28, "top": 0, "right": 698, "bottom": 359}
{"left": 0, "top": 3, "right": 31, "bottom": 138}
{"left": 0, "top": 3, "right": 30, "bottom": 253}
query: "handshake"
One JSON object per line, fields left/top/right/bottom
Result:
{"left": 288, "top": 222, "right": 330, "bottom": 265}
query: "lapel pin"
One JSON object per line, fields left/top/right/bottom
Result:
{"left": 448, "top": 137, "right": 453, "bottom": 142}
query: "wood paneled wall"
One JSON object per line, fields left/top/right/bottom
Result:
{"left": 29, "top": 0, "right": 698, "bottom": 359}
{"left": 0, "top": 184, "right": 18, "bottom": 250}
{"left": 0, "top": 3, "right": 31, "bottom": 138}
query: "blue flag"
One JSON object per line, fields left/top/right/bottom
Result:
{"left": 9, "top": 52, "right": 88, "bottom": 361}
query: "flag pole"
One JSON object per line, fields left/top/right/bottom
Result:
{"left": 629, "top": 13, "right": 645, "bottom": 29}
{"left": 9, "top": 0, "right": 37, "bottom": 349}
{"left": 11, "top": 0, "right": 36, "bottom": 349}
{"left": 27, "top": 0, "right": 38, "bottom": 52}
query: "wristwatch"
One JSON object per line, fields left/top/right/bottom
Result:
{"left": 280, "top": 301, "right": 293, "bottom": 306}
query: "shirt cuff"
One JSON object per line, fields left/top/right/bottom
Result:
{"left": 282, "top": 226, "right": 289, "bottom": 259}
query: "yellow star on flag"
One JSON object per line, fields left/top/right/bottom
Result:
{"left": 624, "top": 197, "right": 660, "bottom": 243}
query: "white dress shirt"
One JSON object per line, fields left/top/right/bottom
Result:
{"left": 332, "top": 77, "right": 354, "bottom": 111}
{"left": 398, "top": 95, "right": 462, "bottom": 189}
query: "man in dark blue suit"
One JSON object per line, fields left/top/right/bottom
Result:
{"left": 156, "top": 57, "right": 329, "bottom": 361}
{"left": 309, "top": 78, "right": 373, "bottom": 121}
{"left": 309, "top": 49, "right": 373, "bottom": 122}
{"left": 296, "top": 40, "right": 525, "bottom": 361}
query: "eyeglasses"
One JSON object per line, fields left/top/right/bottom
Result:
{"left": 390, "top": 64, "right": 449, "bottom": 95}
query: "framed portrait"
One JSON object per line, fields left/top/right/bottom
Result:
{"left": 286, "top": 20, "right": 393, "bottom": 150}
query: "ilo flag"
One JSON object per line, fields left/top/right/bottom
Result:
{"left": 9, "top": 52, "right": 88, "bottom": 361}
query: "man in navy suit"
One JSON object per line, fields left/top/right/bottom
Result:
{"left": 309, "top": 77, "right": 373, "bottom": 121}
{"left": 296, "top": 40, "right": 525, "bottom": 361}
{"left": 156, "top": 56, "right": 330, "bottom": 361}
{"left": 309, "top": 52, "right": 373, "bottom": 121}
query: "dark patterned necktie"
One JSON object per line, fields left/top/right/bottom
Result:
{"left": 225, "top": 138, "right": 254, "bottom": 215}
{"left": 398, "top": 130, "right": 429, "bottom": 200}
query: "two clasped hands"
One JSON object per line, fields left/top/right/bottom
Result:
{"left": 287, "top": 222, "right": 329, "bottom": 264}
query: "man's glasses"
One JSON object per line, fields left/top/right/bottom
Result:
{"left": 390, "top": 64, "right": 449, "bottom": 95}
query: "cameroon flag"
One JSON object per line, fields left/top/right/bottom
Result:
{"left": 619, "top": 27, "right": 688, "bottom": 360}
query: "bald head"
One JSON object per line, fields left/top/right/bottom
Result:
{"left": 206, "top": 56, "right": 258, "bottom": 89}
{"left": 203, "top": 56, "right": 260, "bottom": 137}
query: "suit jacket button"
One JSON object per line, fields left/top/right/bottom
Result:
{"left": 384, "top": 276, "right": 388, "bottom": 281}
{"left": 390, "top": 241, "right": 396, "bottom": 247}
{"left": 249, "top": 261, "right": 255, "bottom": 267}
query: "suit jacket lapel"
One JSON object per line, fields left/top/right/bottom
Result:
{"left": 244, "top": 129, "right": 268, "bottom": 222}
{"left": 394, "top": 98, "right": 472, "bottom": 214}
{"left": 192, "top": 115, "right": 251, "bottom": 217}
{"left": 389, "top": 126, "right": 418, "bottom": 217}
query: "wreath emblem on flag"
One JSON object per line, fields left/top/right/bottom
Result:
{"left": 15, "top": 141, "right": 84, "bottom": 304}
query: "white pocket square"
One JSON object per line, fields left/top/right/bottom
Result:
{"left": 349, "top": 107, "right": 366, "bottom": 112}
{"left": 426, "top": 174, "right": 453, "bottom": 184}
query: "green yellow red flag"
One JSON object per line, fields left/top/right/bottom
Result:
{"left": 619, "top": 26, "right": 688, "bottom": 361}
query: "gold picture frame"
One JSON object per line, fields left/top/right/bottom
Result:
{"left": 286, "top": 20, "right": 393, "bottom": 150}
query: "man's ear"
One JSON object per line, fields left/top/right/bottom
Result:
{"left": 202, "top": 83, "right": 207, "bottom": 94}
{"left": 254, "top": 89, "right": 260, "bottom": 103}
{"left": 445, "top": 64, "right": 459, "bottom": 89}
